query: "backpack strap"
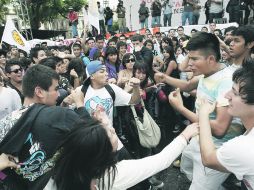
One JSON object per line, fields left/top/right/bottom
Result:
{"left": 105, "top": 84, "right": 115, "bottom": 105}
{"left": 81, "top": 83, "right": 115, "bottom": 104}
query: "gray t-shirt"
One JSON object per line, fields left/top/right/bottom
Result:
{"left": 210, "top": 1, "right": 223, "bottom": 14}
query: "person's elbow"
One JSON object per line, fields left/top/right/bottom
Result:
{"left": 129, "top": 95, "right": 141, "bottom": 105}
{"left": 212, "top": 123, "right": 230, "bottom": 138}
{"left": 201, "top": 156, "right": 213, "bottom": 168}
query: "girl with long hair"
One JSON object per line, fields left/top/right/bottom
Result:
{"left": 162, "top": 46, "right": 179, "bottom": 78}
{"left": 45, "top": 115, "right": 198, "bottom": 190}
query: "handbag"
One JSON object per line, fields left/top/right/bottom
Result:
{"left": 130, "top": 99, "right": 161, "bottom": 148}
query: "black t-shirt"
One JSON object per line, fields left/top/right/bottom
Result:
{"left": 0, "top": 104, "right": 91, "bottom": 190}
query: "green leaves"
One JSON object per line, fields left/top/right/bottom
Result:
{"left": 1, "top": 0, "right": 87, "bottom": 29}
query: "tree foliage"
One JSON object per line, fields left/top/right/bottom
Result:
{"left": 0, "top": 0, "right": 11, "bottom": 25}
{"left": 1, "top": 0, "right": 87, "bottom": 29}
{"left": 28, "top": 0, "right": 87, "bottom": 29}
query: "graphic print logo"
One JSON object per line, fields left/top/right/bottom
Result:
{"left": 12, "top": 30, "right": 25, "bottom": 46}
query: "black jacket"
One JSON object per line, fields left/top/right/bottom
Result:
{"left": 0, "top": 104, "right": 91, "bottom": 190}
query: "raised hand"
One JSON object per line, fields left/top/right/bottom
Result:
{"left": 168, "top": 88, "right": 184, "bottom": 111}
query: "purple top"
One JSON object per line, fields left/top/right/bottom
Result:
{"left": 106, "top": 61, "right": 118, "bottom": 79}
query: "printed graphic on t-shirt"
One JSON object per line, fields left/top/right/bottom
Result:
{"left": 16, "top": 133, "right": 54, "bottom": 181}
{"left": 84, "top": 96, "right": 113, "bottom": 116}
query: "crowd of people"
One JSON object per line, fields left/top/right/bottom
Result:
{"left": 68, "top": 0, "right": 254, "bottom": 37}
{"left": 0, "top": 14, "right": 254, "bottom": 190}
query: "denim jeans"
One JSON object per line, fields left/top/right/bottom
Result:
{"left": 71, "top": 22, "right": 78, "bottom": 37}
{"left": 192, "top": 13, "right": 200, "bottom": 25}
{"left": 152, "top": 16, "right": 161, "bottom": 27}
{"left": 163, "top": 13, "right": 172, "bottom": 26}
{"left": 99, "top": 20, "right": 106, "bottom": 35}
{"left": 182, "top": 11, "right": 193, "bottom": 25}
{"left": 209, "top": 12, "right": 223, "bottom": 23}
{"left": 107, "top": 25, "right": 112, "bottom": 33}
{"left": 141, "top": 18, "right": 149, "bottom": 29}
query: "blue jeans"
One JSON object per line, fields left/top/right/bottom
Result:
{"left": 182, "top": 11, "right": 193, "bottom": 25}
{"left": 71, "top": 22, "right": 78, "bottom": 37}
{"left": 192, "top": 13, "right": 200, "bottom": 25}
{"left": 141, "top": 18, "right": 149, "bottom": 29}
{"left": 151, "top": 16, "right": 161, "bottom": 27}
{"left": 107, "top": 25, "right": 112, "bottom": 33}
{"left": 163, "top": 13, "right": 172, "bottom": 26}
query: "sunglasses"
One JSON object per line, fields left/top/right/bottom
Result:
{"left": 10, "top": 68, "right": 22, "bottom": 74}
{"left": 126, "top": 58, "right": 135, "bottom": 63}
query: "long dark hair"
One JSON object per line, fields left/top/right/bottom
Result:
{"left": 105, "top": 46, "right": 120, "bottom": 73}
{"left": 160, "top": 37, "right": 173, "bottom": 52}
{"left": 133, "top": 61, "right": 149, "bottom": 89}
{"left": 122, "top": 53, "right": 136, "bottom": 69}
{"left": 53, "top": 119, "right": 117, "bottom": 190}
{"left": 163, "top": 46, "right": 176, "bottom": 64}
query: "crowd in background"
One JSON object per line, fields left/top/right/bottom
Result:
{"left": 0, "top": 13, "right": 254, "bottom": 190}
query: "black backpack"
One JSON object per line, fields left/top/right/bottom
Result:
{"left": 81, "top": 83, "right": 115, "bottom": 104}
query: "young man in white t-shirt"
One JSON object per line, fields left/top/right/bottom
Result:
{"left": 75, "top": 60, "right": 140, "bottom": 154}
{"left": 198, "top": 59, "right": 254, "bottom": 190}
{"left": 154, "top": 32, "right": 244, "bottom": 190}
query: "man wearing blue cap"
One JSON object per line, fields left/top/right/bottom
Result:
{"left": 65, "top": 60, "right": 141, "bottom": 155}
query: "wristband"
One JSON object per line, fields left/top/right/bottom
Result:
{"left": 180, "top": 133, "right": 189, "bottom": 144}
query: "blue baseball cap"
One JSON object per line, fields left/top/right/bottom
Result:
{"left": 86, "top": 60, "right": 106, "bottom": 78}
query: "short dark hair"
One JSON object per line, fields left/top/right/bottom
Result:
{"left": 119, "top": 34, "right": 126, "bottom": 39}
{"left": 73, "top": 43, "right": 82, "bottom": 49}
{"left": 232, "top": 25, "right": 254, "bottom": 53}
{"left": 85, "top": 37, "right": 95, "bottom": 44}
{"left": 95, "top": 34, "right": 104, "bottom": 42}
{"left": 107, "top": 38, "right": 117, "bottom": 46}
{"left": 5, "top": 59, "right": 22, "bottom": 73}
{"left": 144, "top": 39, "right": 154, "bottom": 50}
{"left": 19, "top": 57, "right": 32, "bottom": 71}
{"left": 214, "top": 29, "right": 222, "bottom": 36}
{"left": 201, "top": 26, "right": 208, "bottom": 31}
{"left": 22, "top": 64, "right": 59, "bottom": 98}
{"left": 30, "top": 47, "right": 45, "bottom": 59}
{"left": 122, "top": 53, "right": 136, "bottom": 68}
{"left": 105, "top": 46, "right": 118, "bottom": 58}
{"left": 0, "top": 49, "right": 6, "bottom": 57}
{"left": 186, "top": 32, "right": 221, "bottom": 61}
{"left": 116, "top": 41, "right": 127, "bottom": 50}
{"left": 232, "top": 58, "right": 254, "bottom": 104}
{"left": 177, "top": 26, "right": 184, "bottom": 31}
{"left": 131, "top": 35, "right": 143, "bottom": 42}
{"left": 39, "top": 57, "right": 58, "bottom": 70}
{"left": 224, "top": 26, "right": 237, "bottom": 35}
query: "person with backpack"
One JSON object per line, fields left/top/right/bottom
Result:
{"left": 64, "top": 60, "right": 141, "bottom": 160}
{"left": 138, "top": 1, "right": 150, "bottom": 29}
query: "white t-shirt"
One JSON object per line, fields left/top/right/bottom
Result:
{"left": 217, "top": 128, "right": 254, "bottom": 190}
{"left": 84, "top": 84, "right": 131, "bottom": 123}
{"left": 0, "top": 87, "right": 21, "bottom": 120}
{"left": 82, "top": 84, "right": 131, "bottom": 150}
{"left": 44, "top": 136, "right": 187, "bottom": 190}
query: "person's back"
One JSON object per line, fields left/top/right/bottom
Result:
{"left": 0, "top": 65, "right": 90, "bottom": 190}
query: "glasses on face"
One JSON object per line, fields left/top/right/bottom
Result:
{"left": 125, "top": 58, "right": 135, "bottom": 63}
{"left": 10, "top": 68, "right": 22, "bottom": 74}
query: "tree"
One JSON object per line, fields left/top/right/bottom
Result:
{"left": 0, "top": 0, "right": 11, "bottom": 25}
{"left": 28, "top": 0, "right": 87, "bottom": 29}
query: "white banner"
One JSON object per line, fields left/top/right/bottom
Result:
{"left": 1, "top": 20, "right": 31, "bottom": 53}
{"left": 88, "top": 1, "right": 100, "bottom": 33}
